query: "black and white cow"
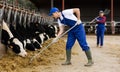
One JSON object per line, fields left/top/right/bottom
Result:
{"left": 43, "top": 24, "right": 58, "bottom": 38}
{"left": 25, "top": 22, "right": 42, "bottom": 50}
{"left": 30, "top": 22, "right": 57, "bottom": 43}
{"left": 35, "top": 33, "right": 45, "bottom": 44}
{"left": 1, "top": 20, "right": 27, "bottom": 57}
{"left": 27, "top": 22, "right": 58, "bottom": 49}
{"left": 8, "top": 19, "right": 57, "bottom": 52}
{"left": 12, "top": 14, "right": 42, "bottom": 51}
{"left": 32, "top": 22, "right": 50, "bottom": 42}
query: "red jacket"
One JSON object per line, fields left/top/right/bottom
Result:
{"left": 96, "top": 16, "right": 106, "bottom": 24}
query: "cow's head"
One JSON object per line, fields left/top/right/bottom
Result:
{"left": 32, "top": 38, "right": 42, "bottom": 49}
{"left": 43, "top": 33, "right": 49, "bottom": 41}
{"left": 2, "top": 20, "right": 27, "bottom": 57}
{"left": 8, "top": 38, "right": 27, "bottom": 57}
{"left": 46, "top": 25, "right": 58, "bottom": 38}
{"left": 26, "top": 39, "right": 36, "bottom": 51}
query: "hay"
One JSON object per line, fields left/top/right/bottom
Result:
{"left": 0, "top": 39, "right": 65, "bottom": 72}
{"left": 0, "top": 43, "right": 7, "bottom": 59}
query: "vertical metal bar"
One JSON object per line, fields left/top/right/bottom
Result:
{"left": 111, "top": 0, "right": 115, "bottom": 34}
{"left": 51, "top": 0, "right": 54, "bottom": 8}
{"left": 16, "top": 0, "right": 18, "bottom": 6}
{"left": 111, "top": 0, "right": 113, "bottom": 21}
{"left": 23, "top": 11, "right": 27, "bottom": 28}
{"left": 62, "top": 0, "right": 65, "bottom": 10}
{"left": 13, "top": 10, "right": 18, "bottom": 30}
{"left": 19, "top": 11, "right": 23, "bottom": 25}
{"left": 7, "top": 8, "right": 12, "bottom": 27}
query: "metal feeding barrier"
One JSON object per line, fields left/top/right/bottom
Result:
{"left": 0, "top": 0, "right": 54, "bottom": 59}
{"left": 0, "top": 0, "right": 54, "bottom": 41}
{"left": 0, "top": 1, "right": 6, "bottom": 59}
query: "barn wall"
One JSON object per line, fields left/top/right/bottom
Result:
{"left": 30, "top": 0, "right": 120, "bottom": 21}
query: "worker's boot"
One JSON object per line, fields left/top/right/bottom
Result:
{"left": 84, "top": 49, "right": 94, "bottom": 66}
{"left": 62, "top": 50, "right": 71, "bottom": 65}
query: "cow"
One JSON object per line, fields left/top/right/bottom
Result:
{"left": 8, "top": 13, "right": 57, "bottom": 51}
{"left": 35, "top": 33, "right": 45, "bottom": 44}
{"left": 43, "top": 24, "right": 58, "bottom": 38}
{"left": 12, "top": 13, "right": 42, "bottom": 51}
{"left": 43, "top": 32, "right": 50, "bottom": 41}
{"left": 1, "top": 20, "right": 27, "bottom": 57}
{"left": 25, "top": 22, "right": 42, "bottom": 50}
{"left": 29, "top": 22, "right": 57, "bottom": 42}
{"left": 27, "top": 22, "right": 58, "bottom": 49}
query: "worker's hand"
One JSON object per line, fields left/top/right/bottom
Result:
{"left": 52, "top": 38, "right": 58, "bottom": 43}
{"left": 77, "top": 19, "right": 82, "bottom": 25}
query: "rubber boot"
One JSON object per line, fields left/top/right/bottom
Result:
{"left": 84, "top": 49, "right": 94, "bottom": 66}
{"left": 62, "top": 50, "right": 71, "bottom": 65}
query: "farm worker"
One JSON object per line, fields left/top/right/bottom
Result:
{"left": 95, "top": 10, "right": 106, "bottom": 48}
{"left": 49, "top": 7, "right": 93, "bottom": 66}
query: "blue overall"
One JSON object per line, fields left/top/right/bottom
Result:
{"left": 96, "top": 17, "right": 106, "bottom": 46}
{"left": 59, "top": 13, "right": 89, "bottom": 51}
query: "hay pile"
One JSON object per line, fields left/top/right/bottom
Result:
{"left": 0, "top": 39, "right": 65, "bottom": 72}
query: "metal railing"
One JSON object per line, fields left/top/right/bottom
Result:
{"left": 53, "top": 21, "right": 120, "bottom": 35}
{"left": 83, "top": 21, "right": 120, "bottom": 35}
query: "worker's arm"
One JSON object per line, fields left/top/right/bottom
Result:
{"left": 52, "top": 25, "right": 64, "bottom": 43}
{"left": 56, "top": 25, "right": 64, "bottom": 38}
{"left": 96, "top": 16, "right": 106, "bottom": 23}
{"left": 73, "top": 8, "right": 81, "bottom": 20}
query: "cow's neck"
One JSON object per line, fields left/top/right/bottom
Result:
{"left": 2, "top": 21, "right": 14, "bottom": 38}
